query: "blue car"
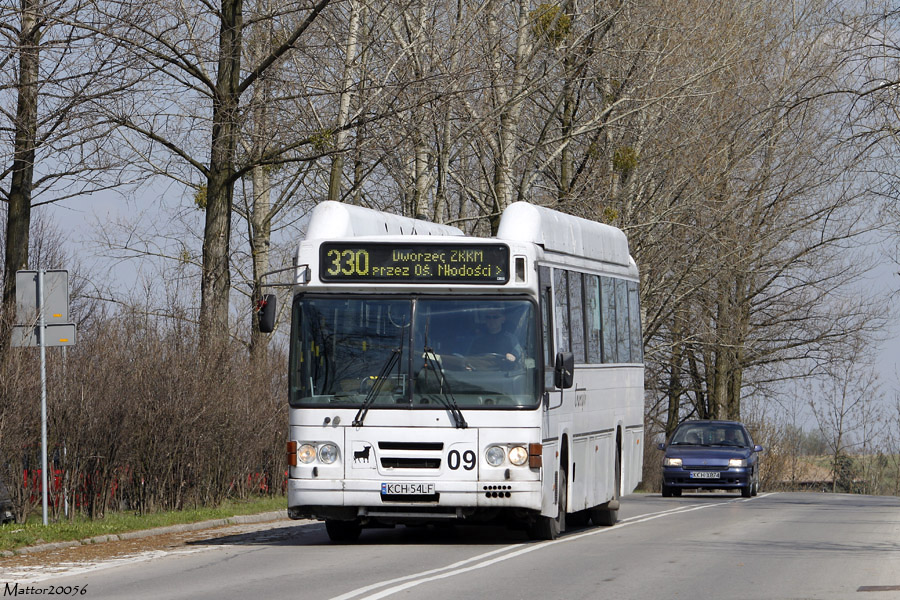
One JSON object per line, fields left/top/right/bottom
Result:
{"left": 659, "top": 420, "right": 763, "bottom": 498}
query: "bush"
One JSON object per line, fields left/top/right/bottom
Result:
{"left": 0, "top": 310, "right": 287, "bottom": 522}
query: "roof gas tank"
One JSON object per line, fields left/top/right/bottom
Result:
{"left": 305, "top": 201, "right": 464, "bottom": 240}
{"left": 497, "top": 202, "right": 632, "bottom": 267}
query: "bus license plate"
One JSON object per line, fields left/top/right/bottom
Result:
{"left": 381, "top": 482, "right": 435, "bottom": 495}
{"left": 690, "top": 471, "right": 719, "bottom": 479}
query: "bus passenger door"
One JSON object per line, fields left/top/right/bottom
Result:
{"left": 539, "top": 265, "right": 577, "bottom": 516}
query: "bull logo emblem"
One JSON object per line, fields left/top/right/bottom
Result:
{"left": 354, "top": 445, "right": 372, "bottom": 463}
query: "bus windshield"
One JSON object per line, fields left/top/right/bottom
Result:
{"left": 290, "top": 297, "right": 540, "bottom": 409}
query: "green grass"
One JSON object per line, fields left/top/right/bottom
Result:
{"left": 0, "top": 495, "right": 285, "bottom": 553}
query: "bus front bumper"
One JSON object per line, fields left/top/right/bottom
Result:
{"left": 287, "top": 478, "right": 543, "bottom": 516}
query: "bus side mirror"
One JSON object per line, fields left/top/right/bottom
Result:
{"left": 553, "top": 352, "right": 574, "bottom": 389}
{"left": 257, "top": 294, "right": 277, "bottom": 333}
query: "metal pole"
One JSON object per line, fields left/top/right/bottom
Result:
{"left": 38, "top": 269, "right": 48, "bottom": 526}
{"left": 62, "top": 348, "right": 68, "bottom": 519}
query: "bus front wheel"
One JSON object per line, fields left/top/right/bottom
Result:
{"left": 528, "top": 471, "right": 566, "bottom": 540}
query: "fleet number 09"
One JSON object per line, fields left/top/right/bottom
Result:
{"left": 326, "top": 249, "right": 369, "bottom": 276}
{"left": 448, "top": 449, "right": 476, "bottom": 471}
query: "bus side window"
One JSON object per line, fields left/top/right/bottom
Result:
{"left": 600, "top": 276, "right": 617, "bottom": 363}
{"left": 627, "top": 281, "right": 643, "bottom": 363}
{"left": 554, "top": 269, "right": 570, "bottom": 354}
{"left": 615, "top": 278, "right": 630, "bottom": 363}
{"left": 569, "top": 272, "right": 585, "bottom": 363}
{"left": 539, "top": 266, "right": 554, "bottom": 389}
{"left": 585, "top": 274, "right": 601, "bottom": 364}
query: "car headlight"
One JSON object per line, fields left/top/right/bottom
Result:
{"left": 298, "top": 444, "right": 317, "bottom": 464}
{"left": 485, "top": 446, "right": 506, "bottom": 467}
{"left": 508, "top": 446, "right": 528, "bottom": 466}
{"left": 319, "top": 443, "right": 339, "bottom": 464}
{"left": 728, "top": 458, "right": 748, "bottom": 468}
{"left": 663, "top": 457, "right": 682, "bottom": 467}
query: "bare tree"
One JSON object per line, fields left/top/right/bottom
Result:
{"left": 810, "top": 360, "right": 883, "bottom": 493}
{"left": 1, "top": 0, "right": 128, "bottom": 343}
{"left": 632, "top": 1, "right": 889, "bottom": 429}
{"left": 86, "top": 0, "right": 332, "bottom": 348}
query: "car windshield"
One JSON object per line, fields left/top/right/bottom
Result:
{"left": 289, "top": 296, "right": 540, "bottom": 409}
{"left": 670, "top": 423, "right": 750, "bottom": 447}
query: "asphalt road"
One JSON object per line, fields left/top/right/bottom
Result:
{"left": 8, "top": 492, "right": 900, "bottom": 600}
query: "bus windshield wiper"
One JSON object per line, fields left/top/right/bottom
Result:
{"left": 422, "top": 347, "right": 467, "bottom": 429}
{"left": 353, "top": 348, "right": 401, "bottom": 427}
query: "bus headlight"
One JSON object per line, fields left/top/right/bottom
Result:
{"left": 508, "top": 446, "right": 528, "bottom": 466}
{"left": 485, "top": 446, "right": 506, "bottom": 467}
{"left": 319, "top": 443, "right": 339, "bottom": 464}
{"left": 298, "top": 444, "right": 317, "bottom": 464}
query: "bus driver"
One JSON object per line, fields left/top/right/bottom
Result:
{"left": 469, "top": 309, "right": 520, "bottom": 364}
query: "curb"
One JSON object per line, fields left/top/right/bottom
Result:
{"left": 2, "top": 510, "right": 292, "bottom": 557}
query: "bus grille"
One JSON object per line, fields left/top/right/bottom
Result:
{"left": 381, "top": 457, "right": 441, "bottom": 469}
{"left": 378, "top": 442, "right": 444, "bottom": 451}
{"left": 377, "top": 441, "right": 444, "bottom": 470}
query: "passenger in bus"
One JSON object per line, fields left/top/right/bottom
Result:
{"left": 469, "top": 309, "right": 521, "bottom": 364}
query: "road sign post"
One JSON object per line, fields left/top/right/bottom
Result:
{"left": 12, "top": 269, "right": 76, "bottom": 526}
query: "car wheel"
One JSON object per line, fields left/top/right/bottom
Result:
{"left": 751, "top": 473, "right": 759, "bottom": 496}
{"left": 741, "top": 482, "right": 752, "bottom": 498}
{"left": 529, "top": 469, "right": 566, "bottom": 540}
{"left": 661, "top": 485, "right": 673, "bottom": 498}
{"left": 325, "top": 519, "right": 362, "bottom": 542}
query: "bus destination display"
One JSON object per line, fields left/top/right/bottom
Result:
{"left": 319, "top": 243, "right": 509, "bottom": 284}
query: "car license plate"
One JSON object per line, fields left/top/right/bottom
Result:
{"left": 381, "top": 482, "right": 435, "bottom": 495}
{"left": 690, "top": 471, "right": 719, "bottom": 479}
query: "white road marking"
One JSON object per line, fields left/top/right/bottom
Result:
{"left": 333, "top": 493, "right": 775, "bottom": 600}
{"left": 0, "top": 547, "right": 210, "bottom": 583}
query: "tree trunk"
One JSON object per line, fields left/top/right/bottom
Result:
{"left": 2, "top": 0, "right": 40, "bottom": 326}
{"left": 248, "top": 165, "right": 271, "bottom": 364}
{"left": 709, "top": 291, "right": 729, "bottom": 420}
{"left": 413, "top": 130, "right": 429, "bottom": 218}
{"left": 327, "top": 0, "right": 362, "bottom": 203}
{"left": 433, "top": 115, "right": 451, "bottom": 223}
{"left": 200, "top": 0, "right": 243, "bottom": 347}
{"left": 488, "top": 0, "right": 531, "bottom": 235}
{"left": 665, "top": 315, "right": 685, "bottom": 436}
{"left": 558, "top": 0, "right": 575, "bottom": 207}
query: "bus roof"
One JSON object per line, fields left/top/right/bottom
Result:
{"left": 306, "top": 201, "right": 464, "bottom": 239}
{"left": 304, "top": 200, "right": 633, "bottom": 269}
{"left": 497, "top": 202, "right": 632, "bottom": 267}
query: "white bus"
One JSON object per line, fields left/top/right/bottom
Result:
{"left": 267, "top": 201, "right": 644, "bottom": 541}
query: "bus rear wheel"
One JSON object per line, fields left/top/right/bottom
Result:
{"left": 592, "top": 435, "right": 621, "bottom": 526}
{"left": 325, "top": 519, "right": 362, "bottom": 542}
{"left": 590, "top": 500, "right": 618, "bottom": 526}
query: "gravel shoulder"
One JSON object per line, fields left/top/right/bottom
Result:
{"left": 0, "top": 512, "right": 315, "bottom": 582}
